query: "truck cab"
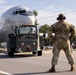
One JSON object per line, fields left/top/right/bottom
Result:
{"left": 7, "top": 25, "right": 44, "bottom": 57}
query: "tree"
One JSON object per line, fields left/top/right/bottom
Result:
{"left": 33, "top": 10, "right": 39, "bottom": 25}
{"left": 39, "top": 24, "right": 50, "bottom": 46}
{"left": 39, "top": 24, "right": 49, "bottom": 33}
{"left": 33, "top": 10, "right": 38, "bottom": 16}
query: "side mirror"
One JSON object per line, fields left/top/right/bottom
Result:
{"left": 43, "top": 33, "right": 46, "bottom": 37}
{"left": 8, "top": 34, "right": 14, "bottom": 38}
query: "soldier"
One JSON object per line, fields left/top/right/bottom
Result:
{"left": 48, "top": 13, "right": 75, "bottom": 72}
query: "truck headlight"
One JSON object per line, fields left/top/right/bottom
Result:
{"left": 21, "top": 43, "right": 24, "bottom": 47}
{"left": 33, "top": 42, "right": 36, "bottom": 46}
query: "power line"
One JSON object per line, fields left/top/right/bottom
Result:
{"left": 37, "top": 10, "right": 76, "bottom": 20}
{"left": 37, "top": 14, "right": 57, "bottom": 20}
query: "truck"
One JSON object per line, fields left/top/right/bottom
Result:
{"left": 7, "top": 25, "right": 44, "bottom": 57}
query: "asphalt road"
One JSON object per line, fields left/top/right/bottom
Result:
{"left": 0, "top": 49, "right": 76, "bottom": 75}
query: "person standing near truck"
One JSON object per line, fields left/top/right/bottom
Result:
{"left": 48, "top": 13, "right": 75, "bottom": 72}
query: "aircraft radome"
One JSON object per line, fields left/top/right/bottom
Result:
{"left": 0, "top": 5, "right": 35, "bottom": 47}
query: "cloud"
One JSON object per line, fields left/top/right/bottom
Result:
{"left": 0, "top": 5, "right": 14, "bottom": 16}
{"left": 0, "top": 0, "right": 6, "bottom": 4}
{"left": 0, "top": 4, "right": 76, "bottom": 27}
{"left": 37, "top": 6, "right": 76, "bottom": 27}
{"left": 36, "top": 2, "right": 43, "bottom": 4}
{"left": 65, "top": 12, "right": 76, "bottom": 25}
{"left": 0, "top": 6, "right": 9, "bottom": 15}
{"left": 40, "top": 5, "right": 63, "bottom": 13}
{"left": 37, "top": 5, "right": 65, "bottom": 20}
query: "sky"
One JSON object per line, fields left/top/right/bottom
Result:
{"left": 0, "top": 0, "right": 76, "bottom": 27}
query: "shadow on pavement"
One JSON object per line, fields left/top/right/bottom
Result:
{"left": 0, "top": 54, "right": 37, "bottom": 59}
{"left": 14, "top": 70, "right": 71, "bottom": 75}
{"left": 14, "top": 71, "right": 50, "bottom": 75}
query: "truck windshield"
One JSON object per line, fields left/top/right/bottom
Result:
{"left": 19, "top": 26, "right": 36, "bottom": 34}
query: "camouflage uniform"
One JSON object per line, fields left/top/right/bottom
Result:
{"left": 48, "top": 21, "right": 75, "bottom": 65}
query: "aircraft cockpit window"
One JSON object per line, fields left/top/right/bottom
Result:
{"left": 13, "top": 10, "right": 26, "bottom": 15}
{"left": 19, "top": 10, "right": 33, "bottom": 16}
{"left": 19, "top": 10, "right": 26, "bottom": 14}
{"left": 13, "top": 11, "right": 18, "bottom": 15}
{"left": 13, "top": 10, "right": 33, "bottom": 16}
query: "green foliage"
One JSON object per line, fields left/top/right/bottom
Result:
{"left": 33, "top": 10, "right": 38, "bottom": 25}
{"left": 44, "top": 38, "right": 51, "bottom": 46}
{"left": 33, "top": 10, "right": 38, "bottom": 16}
{"left": 39, "top": 24, "right": 49, "bottom": 33}
{"left": 39, "top": 24, "right": 49, "bottom": 46}
{"left": 35, "top": 20, "right": 39, "bottom": 26}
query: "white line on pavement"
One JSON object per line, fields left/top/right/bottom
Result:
{"left": 0, "top": 71, "right": 13, "bottom": 75}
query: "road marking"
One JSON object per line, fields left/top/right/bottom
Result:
{"left": 0, "top": 71, "right": 13, "bottom": 75}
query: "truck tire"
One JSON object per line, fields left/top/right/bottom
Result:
{"left": 8, "top": 51, "right": 14, "bottom": 57}
{"left": 37, "top": 50, "right": 42, "bottom": 56}
{"left": 32, "top": 51, "right": 36, "bottom": 55}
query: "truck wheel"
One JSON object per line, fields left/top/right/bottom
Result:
{"left": 8, "top": 51, "right": 14, "bottom": 57}
{"left": 37, "top": 51, "right": 42, "bottom": 56}
{"left": 32, "top": 51, "right": 36, "bottom": 55}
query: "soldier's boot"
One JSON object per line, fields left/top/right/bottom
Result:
{"left": 49, "top": 65, "right": 56, "bottom": 72}
{"left": 70, "top": 64, "right": 75, "bottom": 71}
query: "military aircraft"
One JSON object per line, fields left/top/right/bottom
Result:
{"left": 0, "top": 5, "right": 35, "bottom": 47}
